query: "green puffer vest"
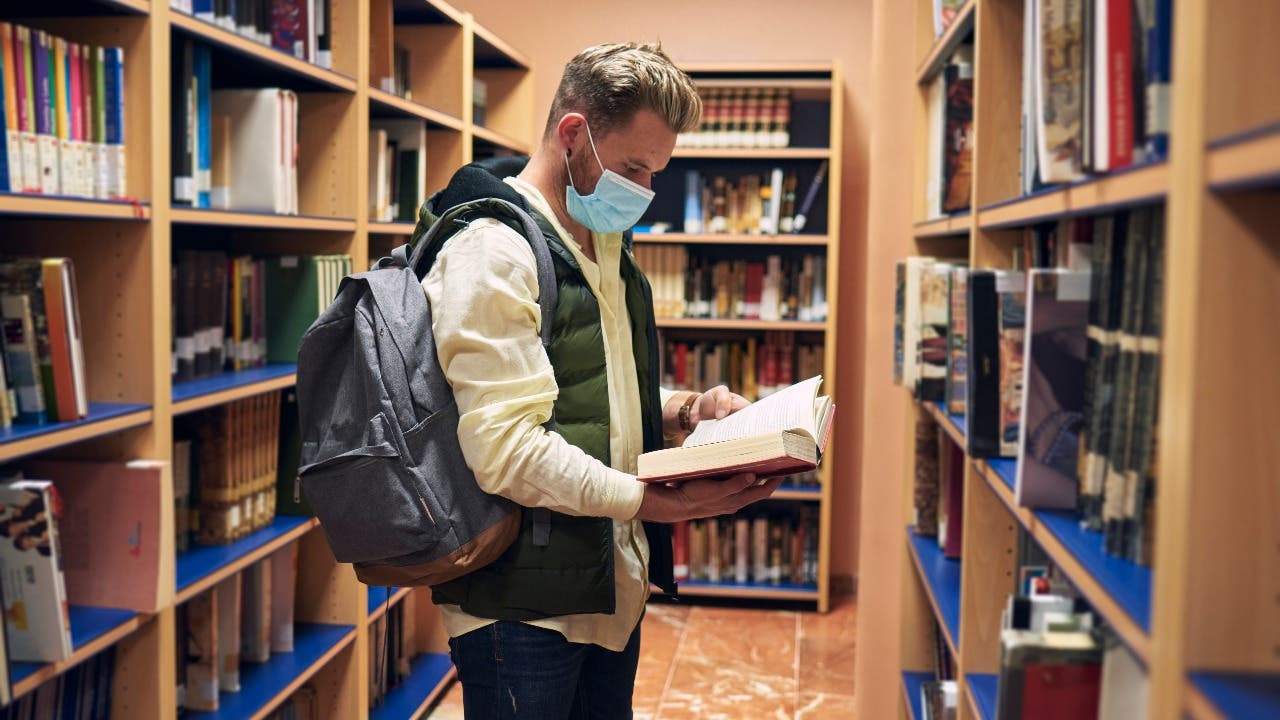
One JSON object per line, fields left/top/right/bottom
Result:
{"left": 419, "top": 158, "right": 674, "bottom": 620}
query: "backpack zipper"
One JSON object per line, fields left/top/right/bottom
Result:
{"left": 417, "top": 494, "right": 436, "bottom": 524}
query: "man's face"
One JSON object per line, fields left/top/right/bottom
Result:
{"left": 567, "top": 108, "right": 677, "bottom": 194}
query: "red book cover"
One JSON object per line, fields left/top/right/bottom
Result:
{"left": 1107, "top": 0, "right": 1134, "bottom": 168}
{"left": 943, "top": 441, "right": 965, "bottom": 558}
{"left": 40, "top": 260, "right": 77, "bottom": 422}
{"left": 1020, "top": 663, "right": 1102, "bottom": 719}
{"left": 744, "top": 263, "right": 764, "bottom": 319}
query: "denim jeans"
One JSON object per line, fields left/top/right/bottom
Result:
{"left": 447, "top": 619, "right": 642, "bottom": 719}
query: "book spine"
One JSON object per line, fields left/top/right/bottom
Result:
{"left": 1106, "top": 0, "right": 1134, "bottom": 170}
{"left": 1142, "top": 0, "right": 1172, "bottom": 161}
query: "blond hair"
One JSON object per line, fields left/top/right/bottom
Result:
{"left": 544, "top": 42, "right": 702, "bottom": 138}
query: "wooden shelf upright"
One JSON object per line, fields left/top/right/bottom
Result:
{"left": 0, "top": 0, "right": 533, "bottom": 715}
{"left": 856, "top": 1, "right": 1280, "bottom": 719}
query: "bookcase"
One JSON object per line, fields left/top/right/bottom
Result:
{"left": 635, "top": 63, "right": 842, "bottom": 612}
{"left": 0, "top": 0, "right": 532, "bottom": 717}
{"left": 857, "top": 0, "right": 1280, "bottom": 719}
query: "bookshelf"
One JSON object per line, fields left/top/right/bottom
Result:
{"left": 0, "top": 0, "right": 532, "bottom": 715}
{"left": 636, "top": 64, "right": 842, "bottom": 611}
{"left": 857, "top": 1, "right": 1280, "bottom": 719}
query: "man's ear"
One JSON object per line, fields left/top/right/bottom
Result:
{"left": 557, "top": 113, "right": 587, "bottom": 156}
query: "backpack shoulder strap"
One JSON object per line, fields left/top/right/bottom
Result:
{"left": 400, "top": 198, "right": 559, "bottom": 350}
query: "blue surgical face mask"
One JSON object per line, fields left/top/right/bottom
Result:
{"left": 564, "top": 120, "right": 655, "bottom": 234}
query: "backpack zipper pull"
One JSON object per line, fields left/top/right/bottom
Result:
{"left": 293, "top": 476, "right": 301, "bottom": 503}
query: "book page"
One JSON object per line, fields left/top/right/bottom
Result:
{"left": 684, "top": 375, "right": 824, "bottom": 448}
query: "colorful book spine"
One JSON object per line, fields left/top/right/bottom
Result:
{"left": 194, "top": 44, "right": 210, "bottom": 207}
{"left": 34, "top": 30, "right": 59, "bottom": 195}
{"left": 1143, "top": 0, "right": 1172, "bottom": 161}
{"left": 54, "top": 37, "right": 75, "bottom": 197}
{"left": 19, "top": 26, "right": 39, "bottom": 193}
{"left": 104, "top": 47, "right": 125, "bottom": 199}
{"left": 93, "top": 45, "right": 107, "bottom": 199}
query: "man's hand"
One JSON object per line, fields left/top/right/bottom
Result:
{"left": 691, "top": 384, "right": 750, "bottom": 427}
{"left": 634, "top": 474, "right": 782, "bottom": 524}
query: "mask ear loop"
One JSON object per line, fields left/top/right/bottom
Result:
{"left": 564, "top": 117, "right": 606, "bottom": 189}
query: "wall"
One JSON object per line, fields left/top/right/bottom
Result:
{"left": 453, "top": 0, "right": 873, "bottom": 585}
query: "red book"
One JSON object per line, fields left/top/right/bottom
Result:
{"left": 1107, "top": 0, "right": 1134, "bottom": 169}
{"left": 1020, "top": 663, "right": 1102, "bottom": 719}
{"left": 744, "top": 262, "right": 764, "bottom": 320}
{"left": 673, "top": 521, "right": 689, "bottom": 582}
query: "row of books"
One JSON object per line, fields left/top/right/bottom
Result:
{"left": 368, "top": 599, "right": 419, "bottom": 710}
{"left": 1024, "top": 0, "right": 1173, "bottom": 192}
{"left": 894, "top": 206, "right": 1164, "bottom": 565}
{"left": 674, "top": 162, "right": 828, "bottom": 237}
{"left": 173, "top": 41, "right": 301, "bottom": 214}
{"left": 919, "top": 678, "right": 957, "bottom": 720}
{"left": 0, "top": 258, "right": 88, "bottom": 427}
{"left": 177, "top": 545, "right": 300, "bottom": 713}
{"left": 923, "top": 46, "right": 973, "bottom": 218}
{"left": 0, "top": 461, "right": 165, "bottom": 667}
{"left": 0, "top": 23, "right": 126, "bottom": 199}
{"left": 660, "top": 334, "right": 825, "bottom": 403}
{"left": 637, "top": 247, "right": 829, "bottom": 323}
{"left": 171, "top": 0, "right": 333, "bottom": 70}
{"left": 171, "top": 252, "right": 352, "bottom": 384}
{"left": 992, "top": 532, "right": 1148, "bottom": 719}
{"left": 368, "top": 120, "right": 427, "bottom": 223}
{"left": 931, "top": 0, "right": 967, "bottom": 36}
{"left": 0, "top": 647, "right": 115, "bottom": 720}
{"left": 913, "top": 421, "right": 965, "bottom": 560}
{"left": 676, "top": 87, "right": 792, "bottom": 149}
{"left": 175, "top": 392, "right": 284, "bottom": 548}
{"left": 673, "top": 505, "right": 820, "bottom": 586}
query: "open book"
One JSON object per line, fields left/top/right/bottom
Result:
{"left": 638, "top": 376, "right": 835, "bottom": 484}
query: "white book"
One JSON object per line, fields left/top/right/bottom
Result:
{"left": 1092, "top": 0, "right": 1112, "bottom": 172}
{"left": 268, "top": 542, "right": 296, "bottom": 653}
{"left": 371, "top": 118, "right": 428, "bottom": 221}
{"left": 368, "top": 129, "right": 388, "bottom": 220}
{"left": 215, "top": 574, "right": 241, "bottom": 692}
{"left": 0, "top": 480, "right": 73, "bottom": 662}
{"left": 925, "top": 73, "right": 945, "bottom": 219}
{"left": 212, "top": 88, "right": 290, "bottom": 213}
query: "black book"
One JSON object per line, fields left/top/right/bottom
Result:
{"left": 966, "top": 270, "right": 1001, "bottom": 457}
{"left": 1123, "top": 207, "right": 1164, "bottom": 564}
{"left": 172, "top": 39, "right": 195, "bottom": 206}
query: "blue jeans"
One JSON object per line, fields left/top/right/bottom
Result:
{"left": 447, "top": 619, "right": 642, "bottom": 719}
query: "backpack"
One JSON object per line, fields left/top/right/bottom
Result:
{"left": 294, "top": 198, "right": 560, "bottom": 587}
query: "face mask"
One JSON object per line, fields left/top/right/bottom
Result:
{"left": 564, "top": 120, "right": 655, "bottom": 234}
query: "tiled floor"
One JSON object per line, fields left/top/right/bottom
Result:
{"left": 424, "top": 595, "right": 857, "bottom": 719}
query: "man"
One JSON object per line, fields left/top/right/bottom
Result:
{"left": 420, "top": 42, "right": 779, "bottom": 718}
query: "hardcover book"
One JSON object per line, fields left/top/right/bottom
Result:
{"left": 1015, "top": 270, "right": 1090, "bottom": 510}
{"left": 917, "top": 262, "right": 953, "bottom": 402}
{"left": 945, "top": 266, "right": 968, "bottom": 415}
{"left": 997, "top": 271, "right": 1027, "bottom": 457}
{"left": 637, "top": 375, "right": 833, "bottom": 484}
{"left": 966, "top": 270, "right": 1001, "bottom": 457}
{"left": 0, "top": 480, "right": 72, "bottom": 662}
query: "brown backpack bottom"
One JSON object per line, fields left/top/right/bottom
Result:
{"left": 354, "top": 508, "right": 522, "bottom": 587}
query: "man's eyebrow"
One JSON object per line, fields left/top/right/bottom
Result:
{"left": 628, "top": 158, "right": 665, "bottom": 174}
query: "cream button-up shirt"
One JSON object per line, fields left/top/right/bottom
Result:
{"left": 421, "top": 176, "right": 675, "bottom": 651}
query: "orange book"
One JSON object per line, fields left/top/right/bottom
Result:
{"left": 24, "top": 459, "right": 166, "bottom": 612}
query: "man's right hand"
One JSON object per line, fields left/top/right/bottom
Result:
{"left": 633, "top": 474, "right": 781, "bottom": 523}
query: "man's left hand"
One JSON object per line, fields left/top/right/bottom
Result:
{"left": 691, "top": 385, "right": 750, "bottom": 428}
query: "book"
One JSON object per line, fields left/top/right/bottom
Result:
{"left": 637, "top": 375, "right": 833, "bottom": 484}
{"left": 0, "top": 479, "right": 73, "bottom": 662}
{"left": 945, "top": 266, "right": 968, "bottom": 415}
{"left": 941, "top": 46, "right": 974, "bottom": 213}
{"left": 1015, "top": 270, "right": 1090, "bottom": 510}
{"left": 996, "top": 629, "right": 1103, "bottom": 720}
{"left": 215, "top": 573, "right": 241, "bottom": 692}
{"left": 25, "top": 459, "right": 166, "bottom": 613}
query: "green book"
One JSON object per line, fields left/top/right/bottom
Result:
{"left": 264, "top": 255, "right": 320, "bottom": 365}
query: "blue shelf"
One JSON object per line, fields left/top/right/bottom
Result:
{"left": 185, "top": 622, "right": 354, "bottom": 719}
{"left": 370, "top": 653, "right": 454, "bottom": 720}
{"left": 902, "top": 671, "right": 932, "bottom": 720}
{"left": 906, "top": 527, "right": 962, "bottom": 652}
{"left": 967, "top": 673, "right": 998, "bottom": 720}
{"left": 172, "top": 364, "right": 297, "bottom": 405}
{"left": 1190, "top": 671, "right": 1280, "bottom": 720}
{"left": 9, "top": 606, "right": 139, "bottom": 685}
{"left": 678, "top": 579, "right": 819, "bottom": 594}
{"left": 987, "top": 458, "right": 1017, "bottom": 491}
{"left": 0, "top": 402, "right": 149, "bottom": 446}
{"left": 368, "top": 586, "right": 404, "bottom": 617}
{"left": 177, "top": 515, "right": 313, "bottom": 595}
{"left": 1036, "top": 510, "right": 1152, "bottom": 632}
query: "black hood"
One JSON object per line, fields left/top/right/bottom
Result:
{"left": 427, "top": 155, "right": 533, "bottom": 214}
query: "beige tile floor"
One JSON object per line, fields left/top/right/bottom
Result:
{"left": 424, "top": 595, "right": 857, "bottom": 719}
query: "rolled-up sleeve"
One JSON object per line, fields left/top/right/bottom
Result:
{"left": 421, "top": 218, "right": 644, "bottom": 520}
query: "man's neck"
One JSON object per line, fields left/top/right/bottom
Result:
{"left": 517, "top": 151, "right": 595, "bottom": 261}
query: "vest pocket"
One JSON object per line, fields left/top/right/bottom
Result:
{"left": 299, "top": 414, "right": 444, "bottom": 564}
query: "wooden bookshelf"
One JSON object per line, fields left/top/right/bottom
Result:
{"left": 169, "top": 12, "right": 358, "bottom": 93}
{"left": 858, "top": 1, "right": 1280, "bottom": 718}
{"left": 170, "top": 208, "right": 358, "bottom": 232}
{"left": 633, "top": 232, "right": 831, "bottom": 246}
{"left": 916, "top": 0, "right": 975, "bottom": 83}
{"left": 671, "top": 147, "right": 831, "bottom": 160}
{"left": 0, "top": 0, "right": 532, "bottom": 713}
{"left": 0, "top": 194, "right": 149, "bottom": 220}
{"left": 655, "top": 318, "right": 828, "bottom": 332}
{"left": 368, "top": 86, "right": 465, "bottom": 131}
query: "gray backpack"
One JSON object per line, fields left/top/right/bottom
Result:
{"left": 295, "top": 198, "right": 558, "bottom": 587}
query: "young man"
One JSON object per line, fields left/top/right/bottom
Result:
{"left": 420, "top": 42, "right": 778, "bottom": 718}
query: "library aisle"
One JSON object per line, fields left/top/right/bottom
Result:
{"left": 424, "top": 598, "right": 860, "bottom": 720}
